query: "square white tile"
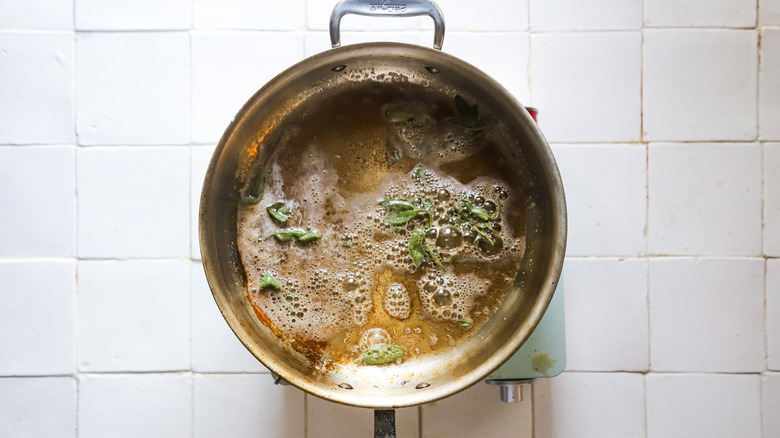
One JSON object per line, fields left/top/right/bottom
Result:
{"left": 76, "top": 32, "right": 189, "bottom": 145}
{"left": 77, "top": 147, "right": 190, "bottom": 259}
{"left": 530, "top": 0, "right": 642, "bottom": 30}
{"left": 193, "top": 374, "right": 304, "bottom": 438}
{"left": 308, "top": 396, "right": 418, "bottom": 438}
{"left": 304, "top": 31, "right": 420, "bottom": 57}
{"left": 0, "top": 261, "right": 75, "bottom": 376}
{"left": 436, "top": 0, "right": 528, "bottom": 31}
{"left": 553, "top": 144, "right": 646, "bottom": 256}
{"left": 0, "top": 146, "right": 76, "bottom": 257}
{"left": 443, "top": 32, "right": 529, "bottom": 103}
{"left": 191, "top": 145, "right": 215, "bottom": 260}
{"left": 648, "top": 143, "right": 762, "bottom": 256}
{"left": 75, "top": 0, "right": 189, "bottom": 30}
{"left": 764, "top": 373, "right": 780, "bottom": 437}
{"left": 0, "top": 0, "right": 73, "bottom": 29}
{"left": 307, "top": 0, "right": 422, "bottom": 31}
{"left": 762, "top": 0, "right": 780, "bottom": 23}
{"left": 191, "top": 32, "right": 304, "bottom": 144}
{"left": 533, "top": 372, "right": 645, "bottom": 438}
{"left": 647, "top": 373, "right": 761, "bottom": 438}
{"left": 767, "top": 143, "right": 780, "bottom": 256}
{"left": 760, "top": 28, "right": 780, "bottom": 140}
{"left": 193, "top": 0, "right": 305, "bottom": 30}
{"left": 422, "top": 381, "right": 531, "bottom": 438}
{"left": 768, "top": 259, "right": 780, "bottom": 370}
{"left": 77, "top": 260, "right": 190, "bottom": 372}
{"left": 562, "top": 258, "right": 648, "bottom": 372}
{"left": 0, "top": 377, "right": 76, "bottom": 438}
{"left": 0, "top": 33, "right": 74, "bottom": 144}
{"left": 530, "top": 32, "right": 641, "bottom": 142}
{"left": 645, "top": 0, "right": 756, "bottom": 27}
{"left": 649, "top": 258, "right": 765, "bottom": 372}
{"left": 191, "top": 262, "right": 267, "bottom": 372}
{"left": 78, "top": 374, "right": 191, "bottom": 438}
{"left": 643, "top": 29, "right": 758, "bottom": 142}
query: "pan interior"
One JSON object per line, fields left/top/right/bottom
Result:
{"left": 199, "top": 42, "right": 565, "bottom": 408}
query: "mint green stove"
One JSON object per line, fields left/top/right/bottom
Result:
{"left": 485, "top": 279, "right": 566, "bottom": 402}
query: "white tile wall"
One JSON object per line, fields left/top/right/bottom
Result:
{"left": 0, "top": 0, "right": 73, "bottom": 30}
{"left": 421, "top": 383, "right": 532, "bottom": 437}
{"left": 767, "top": 143, "right": 780, "bottom": 256}
{"left": 762, "top": 0, "right": 780, "bottom": 24}
{"left": 643, "top": 29, "right": 758, "bottom": 142}
{"left": 0, "top": 261, "right": 75, "bottom": 376}
{"left": 304, "top": 31, "right": 421, "bottom": 57}
{"left": 530, "top": 0, "right": 642, "bottom": 30}
{"left": 760, "top": 28, "right": 780, "bottom": 140}
{"left": 443, "top": 32, "right": 530, "bottom": 103}
{"left": 644, "top": 0, "right": 757, "bottom": 27}
{"left": 77, "top": 147, "right": 190, "bottom": 258}
{"left": 765, "top": 373, "right": 780, "bottom": 437}
{"left": 75, "top": 0, "right": 190, "bottom": 31}
{"left": 77, "top": 260, "right": 190, "bottom": 372}
{"left": 649, "top": 258, "right": 765, "bottom": 372}
{"left": 553, "top": 144, "right": 646, "bottom": 256}
{"left": 191, "top": 32, "right": 304, "bottom": 144}
{"left": 0, "top": 146, "right": 76, "bottom": 257}
{"left": 1, "top": 0, "right": 776, "bottom": 437}
{"left": 194, "top": 0, "right": 305, "bottom": 30}
{"left": 0, "top": 377, "right": 77, "bottom": 438}
{"left": 193, "top": 374, "right": 304, "bottom": 438}
{"left": 533, "top": 372, "right": 646, "bottom": 438}
{"left": 191, "top": 262, "right": 266, "bottom": 372}
{"left": 648, "top": 143, "right": 762, "bottom": 256}
{"left": 647, "top": 373, "right": 761, "bottom": 438}
{"left": 309, "top": 397, "right": 418, "bottom": 438}
{"left": 768, "top": 259, "right": 780, "bottom": 370}
{"left": 0, "top": 33, "right": 74, "bottom": 144}
{"left": 78, "top": 374, "right": 191, "bottom": 438}
{"left": 191, "top": 145, "right": 215, "bottom": 260}
{"left": 562, "top": 258, "right": 649, "bottom": 372}
{"left": 76, "top": 32, "right": 190, "bottom": 145}
{"left": 531, "top": 32, "right": 642, "bottom": 143}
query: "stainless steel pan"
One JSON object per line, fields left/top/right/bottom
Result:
{"left": 199, "top": 0, "right": 565, "bottom": 431}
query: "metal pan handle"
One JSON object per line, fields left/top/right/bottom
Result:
{"left": 374, "top": 409, "right": 396, "bottom": 438}
{"left": 329, "top": 0, "right": 445, "bottom": 49}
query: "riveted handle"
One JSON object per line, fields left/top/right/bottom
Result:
{"left": 329, "top": 0, "right": 445, "bottom": 49}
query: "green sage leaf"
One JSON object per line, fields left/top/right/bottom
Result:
{"left": 266, "top": 201, "right": 291, "bottom": 223}
{"left": 384, "top": 208, "right": 418, "bottom": 225}
{"left": 298, "top": 232, "right": 321, "bottom": 242}
{"left": 270, "top": 228, "right": 308, "bottom": 242}
{"left": 385, "top": 110, "right": 423, "bottom": 127}
{"left": 361, "top": 343, "right": 405, "bottom": 365}
{"left": 380, "top": 198, "right": 418, "bottom": 225}
{"left": 409, "top": 230, "right": 425, "bottom": 269}
{"left": 458, "top": 320, "right": 472, "bottom": 327}
{"left": 260, "top": 272, "right": 280, "bottom": 290}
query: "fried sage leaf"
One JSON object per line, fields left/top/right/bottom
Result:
{"left": 461, "top": 198, "right": 498, "bottom": 222}
{"left": 385, "top": 110, "right": 423, "bottom": 127}
{"left": 298, "top": 232, "right": 321, "bottom": 242}
{"left": 270, "top": 228, "right": 319, "bottom": 243}
{"left": 409, "top": 230, "right": 425, "bottom": 269}
{"left": 260, "top": 272, "right": 280, "bottom": 290}
{"left": 240, "top": 170, "right": 265, "bottom": 205}
{"left": 379, "top": 198, "right": 418, "bottom": 226}
{"left": 361, "top": 343, "right": 405, "bottom": 365}
{"left": 266, "top": 201, "right": 291, "bottom": 223}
